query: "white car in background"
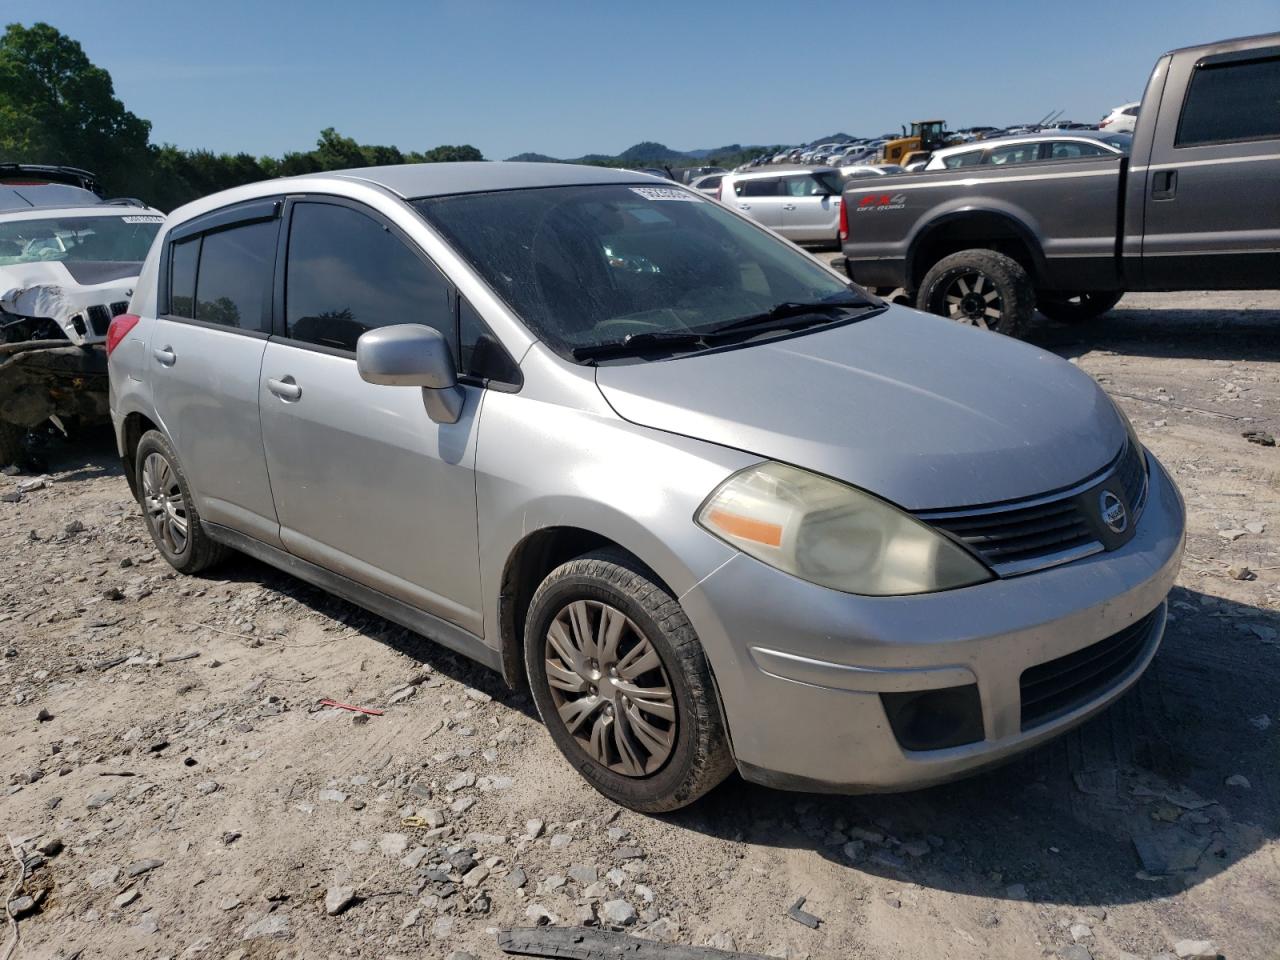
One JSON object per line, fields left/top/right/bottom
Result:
{"left": 717, "top": 166, "right": 844, "bottom": 246}
{"left": 1100, "top": 101, "right": 1140, "bottom": 133}
{"left": 689, "top": 172, "right": 726, "bottom": 197}
{"left": 923, "top": 131, "right": 1131, "bottom": 171}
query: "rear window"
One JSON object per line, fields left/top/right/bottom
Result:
{"left": 983, "top": 142, "right": 1043, "bottom": 166}
{"left": 943, "top": 150, "right": 982, "bottom": 168}
{"left": 1177, "top": 54, "right": 1280, "bottom": 146}
{"left": 1046, "top": 140, "right": 1111, "bottom": 160}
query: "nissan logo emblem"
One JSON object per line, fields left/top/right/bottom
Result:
{"left": 1100, "top": 490, "right": 1128, "bottom": 534}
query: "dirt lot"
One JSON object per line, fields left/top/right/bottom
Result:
{"left": 2, "top": 291, "right": 1278, "bottom": 960}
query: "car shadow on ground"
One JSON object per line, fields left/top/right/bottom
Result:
{"left": 1028, "top": 306, "right": 1280, "bottom": 363}
{"left": 671, "top": 585, "right": 1279, "bottom": 908}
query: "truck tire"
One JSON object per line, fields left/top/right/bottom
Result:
{"left": 0, "top": 421, "right": 22, "bottom": 469}
{"left": 1037, "top": 291, "right": 1124, "bottom": 324}
{"left": 524, "top": 548, "right": 734, "bottom": 813}
{"left": 917, "top": 249, "right": 1035, "bottom": 338}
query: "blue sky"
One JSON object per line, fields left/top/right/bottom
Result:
{"left": 17, "top": 0, "right": 1280, "bottom": 159}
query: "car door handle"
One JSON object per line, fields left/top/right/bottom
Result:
{"left": 152, "top": 346, "right": 176, "bottom": 366}
{"left": 782, "top": 204, "right": 797, "bottom": 210}
{"left": 1151, "top": 169, "right": 1177, "bottom": 200}
{"left": 738, "top": 204, "right": 751, "bottom": 210}
{"left": 266, "top": 376, "right": 302, "bottom": 401}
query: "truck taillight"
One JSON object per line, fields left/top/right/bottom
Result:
{"left": 105, "top": 313, "right": 140, "bottom": 357}
{"left": 838, "top": 196, "right": 848, "bottom": 241}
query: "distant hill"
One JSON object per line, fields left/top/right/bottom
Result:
{"left": 504, "top": 140, "right": 771, "bottom": 168}
{"left": 504, "top": 137, "right": 863, "bottom": 168}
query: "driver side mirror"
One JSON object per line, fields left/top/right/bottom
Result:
{"left": 356, "top": 323, "right": 465, "bottom": 424}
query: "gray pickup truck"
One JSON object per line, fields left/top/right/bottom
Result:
{"left": 839, "top": 32, "right": 1280, "bottom": 337}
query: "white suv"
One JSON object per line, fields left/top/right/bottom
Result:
{"left": 716, "top": 166, "right": 843, "bottom": 246}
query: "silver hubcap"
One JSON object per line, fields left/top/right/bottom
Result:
{"left": 544, "top": 600, "right": 677, "bottom": 777}
{"left": 943, "top": 272, "right": 1002, "bottom": 329}
{"left": 141, "top": 452, "right": 189, "bottom": 555}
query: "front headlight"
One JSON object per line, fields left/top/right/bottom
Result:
{"left": 696, "top": 462, "right": 992, "bottom": 596}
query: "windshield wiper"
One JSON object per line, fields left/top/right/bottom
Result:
{"left": 706, "top": 297, "right": 877, "bottom": 337}
{"left": 571, "top": 330, "right": 708, "bottom": 362}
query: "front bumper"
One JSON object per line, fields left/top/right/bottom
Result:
{"left": 680, "top": 452, "right": 1185, "bottom": 793}
{"left": 0, "top": 342, "right": 109, "bottom": 427}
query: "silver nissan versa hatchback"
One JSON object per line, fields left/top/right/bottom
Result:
{"left": 107, "top": 163, "right": 1185, "bottom": 811}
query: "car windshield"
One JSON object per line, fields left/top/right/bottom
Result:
{"left": 415, "top": 183, "right": 863, "bottom": 359}
{"left": 0, "top": 214, "right": 162, "bottom": 266}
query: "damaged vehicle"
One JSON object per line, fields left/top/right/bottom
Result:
{"left": 0, "top": 168, "right": 164, "bottom": 465}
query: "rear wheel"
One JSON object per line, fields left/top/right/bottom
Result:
{"left": 524, "top": 549, "right": 733, "bottom": 812}
{"left": 917, "top": 249, "right": 1035, "bottom": 338}
{"left": 135, "top": 430, "right": 228, "bottom": 574}
{"left": 1037, "top": 291, "right": 1124, "bottom": 324}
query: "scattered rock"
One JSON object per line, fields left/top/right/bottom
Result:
{"left": 318, "top": 789, "right": 348, "bottom": 803}
{"left": 506, "top": 866, "right": 528, "bottom": 889}
{"left": 7, "top": 895, "right": 36, "bottom": 917}
{"left": 1005, "top": 884, "right": 1028, "bottom": 899}
{"left": 35, "top": 707, "right": 52, "bottom": 723}
{"left": 127, "top": 859, "right": 164, "bottom": 877}
{"left": 525, "top": 819, "right": 545, "bottom": 839}
{"left": 445, "top": 772, "right": 476, "bottom": 792}
{"left": 114, "top": 888, "right": 140, "bottom": 908}
{"left": 1070, "top": 923, "right": 1093, "bottom": 941}
{"left": 88, "top": 866, "right": 121, "bottom": 889}
{"left": 1225, "top": 774, "right": 1251, "bottom": 789}
{"left": 1132, "top": 831, "right": 1210, "bottom": 874}
{"left": 195, "top": 780, "right": 219, "bottom": 795}
{"left": 1173, "top": 940, "right": 1218, "bottom": 959}
{"left": 242, "top": 911, "right": 290, "bottom": 940}
{"left": 1059, "top": 946, "right": 1092, "bottom": 960}
{"left": 462, "top": 865, "right": 489, "bottom": 888}
{"left": 86, "top": 787, "right": 116, "bottom": 809}
{"left": 601, "top": 899, "right": 637, "bottom": 926}
{"left": 325, "top": 885, "right": 357, "bottom": 916}
{"left": 1228, "top": 565, "right": 1256, "bottom": 581}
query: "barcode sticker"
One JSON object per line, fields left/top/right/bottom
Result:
{"left": 629, "top": 187, "right": 701, "bottom": 202}
{"left": 122, "top": 215, "right": 164, "bottom": 223}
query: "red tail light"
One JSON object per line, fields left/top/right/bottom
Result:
{"left": 838, "top": 197, "right": 848, "bottom": 241}
{"left": 105, "top": 313, "right": 140, "bottom": 357}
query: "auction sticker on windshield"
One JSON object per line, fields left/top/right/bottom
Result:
{"left": 629, "top": 187, "right": 702, "bottom": 202}
{"left": 122, "top": 215, "right": 165, "bottom": 223}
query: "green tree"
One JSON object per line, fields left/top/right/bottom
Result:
{"left": 0, "top": 22, "right": 151, "bottom": 195}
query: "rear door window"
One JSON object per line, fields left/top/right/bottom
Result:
{"left": 737, "top": 178, "right": 781, "bottom": 197}
{"left": 1046, "top": 140, "right": 1111, "bottom": 159}
{"left": 284, "top": 201, "right": 453, "bottom": 353}
{"left": 1177, "top": 54, "right": 1280, "bottom": 146}
{"left": 983, "top": 142, "right": 1044, "bottom": 166}
{"left": 943, "top": 150, "right": 982, "bottom": 168}
{"left": 193, "top": 221, "right": 276, "bottom": 333}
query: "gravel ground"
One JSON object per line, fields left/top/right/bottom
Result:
{"left": 1, "top": 290, "right": 1277, "bottom": 960}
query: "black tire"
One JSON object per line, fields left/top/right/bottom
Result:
{"left": 1036, "top": 290, "right": 1124, "bottom": 324}
{"left": 134, "top": 430, "right": 228, "bottom": 574}
{"left": 524, "top": 548, "right": 734, "bottom": 812}
{"left": 916, "top": 248, "right": 1036, "bottom": 338}
{"left": 0, "top": 421, "right": 22, "bottom": 469}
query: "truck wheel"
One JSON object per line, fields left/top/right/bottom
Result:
{"left": 1037, "top": 291, "right": 1124, "bottom": 324}
{"left": 524, "top": 548, "right": 734, "bottom": 813}
{"left": 917, "top": 249, "right": 1035, "bottom": 338}
{"left": 0, "top": 421, "right": 22, "bottom": 469}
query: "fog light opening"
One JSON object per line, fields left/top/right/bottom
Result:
{"left": 880, "top": 684, "right": 984, "bottom": 752}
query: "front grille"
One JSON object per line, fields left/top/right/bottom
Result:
{"left": 1019, "top": 607, "right": 1161, "bottom": 730}
{"left": 915, "top": 440, "right": 1149, "bottom": 577}
{"left": 85, "top": 304, "right": 113, "bottom": 336}
{"left": 926, "top": 498, "right": 1096, "bottom": 572}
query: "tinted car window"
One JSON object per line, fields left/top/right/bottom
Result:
{"left": 1177, "top": 55, "right": 1280, "bottom": 146}
{"left": 1047, "top": 140, "right": 1110, "bottom": 159}
{"left": 285, "top": 202, "right": 452, "bottom": 353}
{"left": 738, "top": 178, "right": 781, "bottom": 197}
{"left": 983, "top": 142, "right": 1043, "bottom": 165}
{"left": 193, "top": 221, "right": 276, "bottom": 333}
{"left": 458, "top": 295, "right": 520, "bottom": 384}
{"left": 169, "top": 236, "right": 199, "bottom": 318}
{"left": 943, "top": 150, "right": 982, "bottom": 168}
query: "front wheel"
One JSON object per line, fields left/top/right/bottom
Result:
{"left": 1036, "top": 291, "right": 1124, "bottom": 324}
{"left": 524, "top": 549, "right": 734, "bottom": 812}
{"left": 916, "top": 249, "right": 1036, "bottom": 338}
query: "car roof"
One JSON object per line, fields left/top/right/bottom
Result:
{"left": 0, "top": 183, "right": 108, "bottom": 212}
{"left": 727, "top": 165, "right": 837, "bottom": 179}
{"left": 295, "top": 161, "right": 661, "bottom": 199}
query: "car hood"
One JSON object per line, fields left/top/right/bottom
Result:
{"left": 0, "top": 259, "right": 141, "bottom": 345}
{"left": 593, "top": 308, "right": 1125, "bottom": 511}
